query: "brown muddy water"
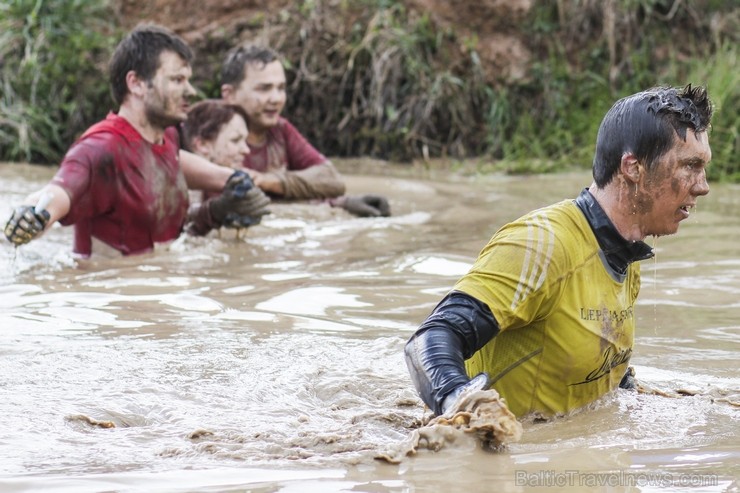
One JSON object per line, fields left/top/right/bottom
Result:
{"left": 1, "top": 162, "right": 738, "bottom": 493}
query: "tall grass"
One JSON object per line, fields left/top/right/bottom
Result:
{"left": 266, "top": 2, "right": 495, "bottom": 162}
{"left": 493, "top": 0, "right": 738, "bottom": 174}
{"left": 685, "top": 43, "right": 738, "bottom": 182}
{"left": 0, "top": 0, "right": 737, "bottom": 182}
{"left": 0, "top": 0, "right": 119, "bottom": 163}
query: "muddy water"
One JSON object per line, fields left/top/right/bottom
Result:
{"left": 0, "top": 162, "right": 737, "bottom": 492}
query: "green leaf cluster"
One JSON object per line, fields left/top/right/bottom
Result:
{"left": 0, "top": 0, "right": 119, "bottom": 163}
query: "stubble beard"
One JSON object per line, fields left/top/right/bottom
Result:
{"left": 145, "top": 105, "right": 183, "bottom": 130}
{"left": 144, "top": 91, "right": 185, "bottom": 130}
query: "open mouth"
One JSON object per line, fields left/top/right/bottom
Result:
{"left": 679, "top": 204, "right": 693, "bottom": 218}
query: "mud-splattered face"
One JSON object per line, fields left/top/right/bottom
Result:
{"left": 143, "top": 50, "right": 196, "bottom": 129}
{"left": 635, "top": 129, "right": 711, "bottom": 237}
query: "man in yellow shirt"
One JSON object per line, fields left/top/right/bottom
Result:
{"left": 405, "top": 84, "right": 713, "bottom": 418}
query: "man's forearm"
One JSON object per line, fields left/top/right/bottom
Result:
{"left": 404, "top": 291, "right": 500, "bottom": 415}
{"left": 179, "top": 150, "right": 233, "bottom": 192}
{"left": 281, "top": 161, "right": 346, "bottom": 200}
{"left": 405, "top": 327, "right": 470, "bottom": 415}
{"left": 23, "top": 184, "right": 71, "bottom": 226}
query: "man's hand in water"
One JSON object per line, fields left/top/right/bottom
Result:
{"left": 335, "top": 195, "right": 391, "bottom": 217}
{"left": 5, "top": 205, "right": 51, "bottom": 245}
{"left": 4, "top": 206, "right": 51, "bottom": 245}
{"left": 441, "top": 372, "right": 491, "bottom": 415}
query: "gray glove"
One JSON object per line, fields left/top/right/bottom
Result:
{"left": 440, "top": 372, "right": 491, "bottom": 415}
{"left": 340, "top": 194, "right": 391, "bottom": 217}
{"left": 208, "top": 171, "right": 270, "bottom": 228}
{"left": 4, "top": 205, "right": 51, "bottom": 245}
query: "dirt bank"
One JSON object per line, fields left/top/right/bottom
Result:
{"left": 115, "top": 0, "right": 534, "bottom": 86}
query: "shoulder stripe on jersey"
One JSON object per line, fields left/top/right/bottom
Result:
{"left": 510, "top": 211, "right": 555, "bottom": 311}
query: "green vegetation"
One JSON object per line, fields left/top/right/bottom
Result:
{"left": 0, "top": 0, "right": 120, "bottom": 163}
{"left": 685, "top": 42, "right": 739, "bottom": 181}
{"left": 494, "top": 1, "right": 739, "bottom": 179}
{"left": 0, "top": 0, "right": 737, "bottom": 181}
{"left": 268, "top": 0, "right": 738, "bottom": 179}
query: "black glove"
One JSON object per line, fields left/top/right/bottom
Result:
{"left": 208, "top": 170, "right": 270, "bottom": 228}
{"left": 440, "top": 372, "right": 491, "bottom": 415}
{"left": 341, "top": 194, "right": 391, "bottom": 217}
{"left": 220, "top": 212, "right": 262, "bottom": 229}
{"left": 619, "top": 366, "right": 637, "bottom": 390}
{"left": 4, "top": 205, "right": 51, "bottom": 245}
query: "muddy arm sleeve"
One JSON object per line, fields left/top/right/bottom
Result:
{"left": 185, "top": 201, "right": 217, "bottom": 236}
{"left": 404, "top": 291, "right": 500, "bottom": 415}
{"left": 274, "top": 161, "right": 346, "bottom": 200}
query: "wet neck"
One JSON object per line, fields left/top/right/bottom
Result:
{"left": 117, "top": 105, "right": 165, "bottom": 144}
{"left": 588, "top": 182, "right": 645, "bottom": 242}
{"left": 247, "top": 127, "right": 268, "bottom": 147}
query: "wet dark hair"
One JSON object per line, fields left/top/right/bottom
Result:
{"left": 182, "top": 99, "right": 249, "bottom": 151}
{"left": 592, "top": 84, "right": 713, "bottom": 187}
{"left": 109, "top": 24, "right": 193, "bottom": 106}
{"left": 221, "top": 44, "right": 281, "bottom": 87}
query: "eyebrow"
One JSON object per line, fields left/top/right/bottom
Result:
{"left": 255, "top": 81, "right": 284, "bottom": 87}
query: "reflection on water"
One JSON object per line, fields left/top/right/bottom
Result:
{"left": 0, "top": 162, "right": 738, "bottom": 492}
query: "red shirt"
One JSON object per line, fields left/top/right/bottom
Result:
{"left": 51, "top": 113, "right": 189, "bottom": 257}
{"left": 242, "top": 117, "right": 326, "bottom": 172}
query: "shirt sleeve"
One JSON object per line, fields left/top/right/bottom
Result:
{"left": 454, "top": 212, "right": 567, "bottom": 331}
{"left": 50, "top": 136, "right": 118, "bottom": 226}
{"left": 276, "top": 161, "right": 346, "bottom": 200}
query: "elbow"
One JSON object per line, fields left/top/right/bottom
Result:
{"left": 332, "top": 181, "right": 347, "bottom": 197}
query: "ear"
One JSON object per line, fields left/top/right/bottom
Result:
{"left": 192, "top": 137, "right": 213, "bottom": 160}
{"left": 619, "top": 152, "right": 642, "bottom": 184}
{"left": 125, "top": 70, "right": 147, "bottom": 98}
{"left": 221, "top": 83, "right": 235, "bottom": 102}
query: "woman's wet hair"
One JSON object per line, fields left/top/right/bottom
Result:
{"left": 182, "top": 99, "right": 250, "bottom": 151}
{"left": 592, "top": 84, "right": 713, "bottom": 187}
{"left": 109, "top": 24, "right": 193, "bottom": 107}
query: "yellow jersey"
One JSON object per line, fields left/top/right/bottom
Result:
{"left": 459, "top": 199, "right": 641, "bottom": 417}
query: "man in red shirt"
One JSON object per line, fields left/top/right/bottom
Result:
{"left": 220, "top": 45, "right": 390, "bottom": 218}
{"left": 4, "top": 25, "right": 269, "bottom": 257}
